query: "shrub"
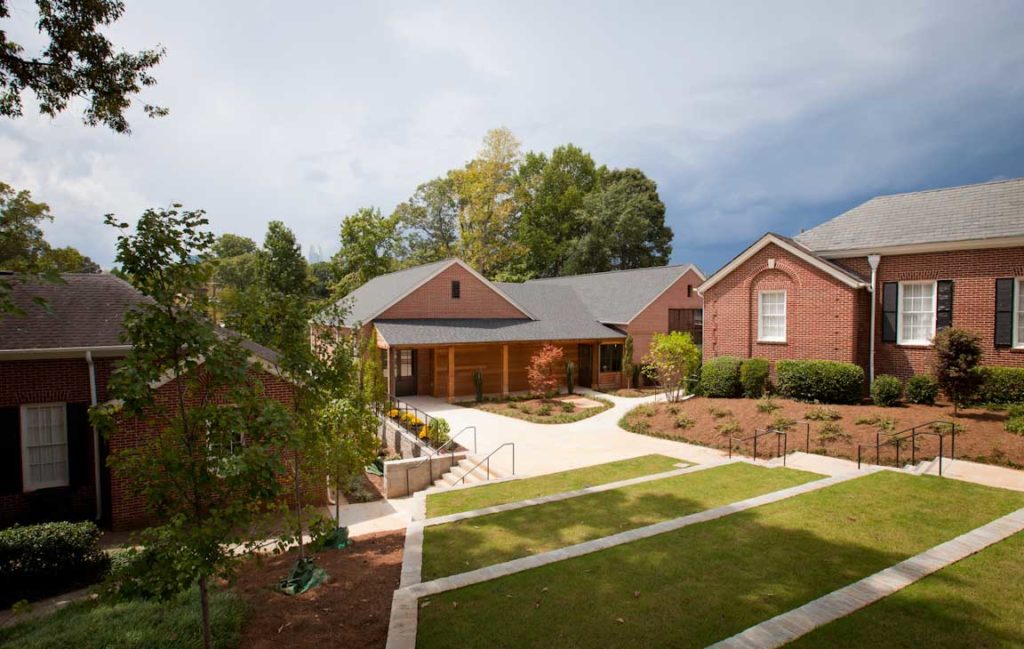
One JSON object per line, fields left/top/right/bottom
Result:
{"left": 426, "top": 417, "right": 451, "bottom": 448}
{"left": 473, "top": 369, "right": 485, "bottom": 402}
{"left": 565, "top": 361, "right": 576, "bottom": 395}
{"left": 642, "top": 332, "right": 702, "bottom": 401}
{"left": 560, "top": 402, "right": 575, "bottom": 413}
{"left": 0, "top": 521, "right": 110, "bottom": 607}
{"left": 776, "top": 359, "right": 864, "bottom": 404}
{"left": 817, "top": 422, "right": 851, "bottom": 444}
{"left": 1008, "top": 404, "right": 1024, "bottom": 418}
{"left": 976, "top": 366, "right": 1024, "bottom": 404}
{"left": 716, "top": 419, "right": 741, "bottom": 436}
{"left": 527, "top": 343, "right": 564, "bottom": 398}
{"left": 674, "top": 414, "right": 695, "bottom": 429}
{"left": 633, "top": 404, "right": 657, "bottom": 418}
{"left": 933, "top": 327, "right": 983, "bottom": 415}
{"left": 906, "top": 375, "right": 939, "bottom": 405}
{"left": 805, "top": 406, "right": 841, "bottom": 421}
{"left": 707, "top": 406, "right": 733, "bottom": 419}
{"left": 537, "top": 404, "right": 553, "bottom": 417}
{"left": 1006, "top": 417, "right": 1024, "bottom": 436}
{"left": 740, "top": 358, "right": 771, "bottom": 398}
{"left": 756, "top": 395, "right": 779, "bottom": 414}
{"left": 770, "top": 415, "right": 796, "bottom": 431}
{"left": 871, "top": 375, "right": 903, "bottom": 407}
{"left": 699, "top": 356, "right": 743, "bottom": 398}
{"left": 666, "top": 405, "right": 680, "bottom": 415}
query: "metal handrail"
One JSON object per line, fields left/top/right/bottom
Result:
{"left": 403, "top": 426, "right": 477, "bottom": 493}
{"left": 453, "top": 442, "right": 515, "bottom": 485}
{"left": 729, "top": 427, "right": 788, "bottom": 465}
{"left": 857, "top": 420, "right": 956, "bottom": 476}
{"left": 385, "top": 396, "right": 437, "bottom": 438}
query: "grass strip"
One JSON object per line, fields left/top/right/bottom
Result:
{"left": 425, "top": 454, "right": 684, "bottom": 518}
{"left": 417, "top": 471, "right": 1024, "bottom": 649}
{"left": 423, "top": 463, "right": 820, "bottom": 580}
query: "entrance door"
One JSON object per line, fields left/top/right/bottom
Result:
{"left": 395, "top": 349, "right": 417, "bottom": 396}
{"left": 577, "top": 344, "right": 593, "bottom": 388}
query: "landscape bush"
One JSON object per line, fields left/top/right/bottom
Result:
{"left": 756, "top": 395, "right": 779, "bottom": 414}
{"left": 976, "top": 366, "right": 1024, "bottom": 404}
{"left": 699, "top": 356, "right": 743, "bottom": 398}
{"left": 739, "top": 358, "right": 771, "bottom": 398}
{"left": 0, "top": 521, "right": 110, "bottom": 607}
{"left": 776, "top": 359, "right": 864, "bottom": 404}
{"left": 905, "top": 375, "right": 939, "bottom": 405}
{"left": 870, "top": 375, "right": 903, "bottom": 407}
{"left": 674, "top": 414, "right": 695, "bottom": 429}
{"left": 933, "top": 328, "right": 983, "bottom": 415}
{"left": 804, "top": 406, "right": 841, "bottom": 421}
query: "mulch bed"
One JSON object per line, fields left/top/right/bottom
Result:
{"left": 621, "top": 397, "right": 1024, "bottom": 468}
{"left": 342, "top": 471, "right": 386, "bottom": 504}
{"left": 464, "top": 394, "right": 613, "bottom": 423}
{"left": 234, "top": 530, "right": 404, "bottom": 649}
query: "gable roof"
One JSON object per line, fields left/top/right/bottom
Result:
{"left": 0, "top": 273, "right": 144, "bottom": 353}
{"left": 697, "top": 233, "right": 869, "bottom": 294}
{"left": 526, "top": 264, "right": 705, "bottom": 325}
{"left": 326, "top": 258, "right": 533, "bottom": 326}
{"left": 795, "top": 177, "right": 1024, "bottom": 256}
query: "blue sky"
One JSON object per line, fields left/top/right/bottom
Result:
{"left": 2, "top": 0, "right": 1023, "bottom": 275}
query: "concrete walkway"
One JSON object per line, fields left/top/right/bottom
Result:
{"left": 403, "top": 390, "right": 726, "bottom": 477}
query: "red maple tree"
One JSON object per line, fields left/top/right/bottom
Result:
{"left": 527, "top": 343, "right": 564, "bottom": 398}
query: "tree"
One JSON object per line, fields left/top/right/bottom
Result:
{"left": 565, "top": 168, "right": 673, "bottom": 274}
{"left": 92, "top": 205, "right": 291, "bottom": 649}
{"left": 393, "top": 176, "right": 459, "bottom": 265}
{"left": 0, "top": 0, "right": 165, "bottom": 133}
{"left": 212, "top": 233, "right": 257, "bottom": 259}
{"left": 642, "top": 332, "right": 702, "bottom": 402}
{"left": 933, "top": 327, "right": 983, "bottom": 416}
{"left": 527, "top": 343, "right": 564, "bottom": 398}
{"left": 623, "top": 334, "right": 635, "bottom": 389}
{"left": 515, "top": 144, "right": 599, "bottom": 277}
{"left": 333, "top": 207, "right": 401, "bottom": 296}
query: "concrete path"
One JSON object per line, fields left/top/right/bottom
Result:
{"left": 711, "top": 506, "right": 1024, "bottom": 649}
{"left": 403, "top": 390, "right": 726, "bottom": 477}
{"left": 921, "top": 457, "right": 1024, "bottom": 492}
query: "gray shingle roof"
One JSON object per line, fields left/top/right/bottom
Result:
{"left": 329, "top": 258, "right": 455, "bottom": 326}
{"left": 525, "top": 264, "right": 701, "bottom": 324}
{"left": 794, "top": 177, "right": 1024, "bottom": 253}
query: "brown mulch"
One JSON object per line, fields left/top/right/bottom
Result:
{"left": 234, "top": 530, "right": 404, "bottom": 649}
{"left": 622, "top": 397, "right": 1024, "bottom": 468}
{"left": 343, "top": 471, "right": 385, "bottom": 504}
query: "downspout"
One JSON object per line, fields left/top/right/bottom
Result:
{"left": 867, "top": 255, "right": 881, "bottom": 384}
{"left": 86, "top": 351, "right": 102, "bottom": 521}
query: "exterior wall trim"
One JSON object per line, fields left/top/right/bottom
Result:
{"left": 814, "top": 235, "right": 1024, "bottom": 259}
{"left": 0, "top": 345, "right": 131, "bottom": 360}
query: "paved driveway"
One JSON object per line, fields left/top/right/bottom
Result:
{"left": 402, "top": 389, "right": 726, "bottom": 478}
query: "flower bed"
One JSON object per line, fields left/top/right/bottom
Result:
{"left": 460, "top": 394, "right": 613, "bottom": 424}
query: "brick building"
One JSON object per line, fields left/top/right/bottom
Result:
{"left": 699, "top": 177, "right": 1024, "bottom": 381}
{"left": 321, "top": 258, "right": 705, "bottom": 399}
{"left": 0, "top": 274, "right": 294, "bottom": 529}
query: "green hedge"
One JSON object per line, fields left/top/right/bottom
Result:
{"left": 905, "top": 375, "right": 939, "bottom": 405}
{"left": 776, "top": 359, "right": 865, "bottom": 404}
{"left": 699, "top": 356, "right": 743, "bottom": 398}
{"left": 0, "top": 521, "right": 110, "bottom": 607}
{"left": 976, "top": 366, "right": 1024, "bottom": 404}
{"left": 870, "top": 375, "right": 903, "bottom": 407}
{"left": 739, "top": 358, "right": 771, "bottom": 398}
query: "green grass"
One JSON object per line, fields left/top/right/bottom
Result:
{"left": 422, "top": 463, "right": 821, "bottom": 580}
{"left": 0, "top": 587, "right": 245, "bottom": 649}
{"left": 425, "top": 454, "right": 684, "bottom": 518}
{"left": 417, "top": 471, "right": 1024, "bottom": 649}
{"left": 790, "top": 531, "right": 1024, "bottom": 648}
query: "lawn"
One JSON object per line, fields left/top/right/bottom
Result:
{"left": 422, "top": 462, "right": 821, "bottom": 580}
{"left": 458, "top": 393, "right": 613, "bottom": 424}
{"left": 619, "top": 396, "right": 1024, "bottom": 468}
{"left": 417, "top": 471, "right": 1024, "bottom": 648}
{"left": 424, "top": 454, "right": 684, "bottom": 518}
{"left": 0, "top": 587, "right": 245, "bottom": 649}
{"left": 790, "top": 531, "right": 1024, "bottom": 648}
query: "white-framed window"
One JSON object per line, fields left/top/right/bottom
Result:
{"left": 897, "top": 281, "right": 936, "bottom": 345}
{"left": 1014, "top": 277, "right": 1024, "bottom": 349}
{"left": 758, "top": 290, "right": 787, "bottom": 342}
{"left": 20, "top": 403, "right": 69, "bottom": 491}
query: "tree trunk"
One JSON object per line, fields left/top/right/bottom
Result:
{"left": 293, "top": 454, "right": 304, "bottom": 560}
{"left": 199, "top": 575, "right": 212, "bottom": 649}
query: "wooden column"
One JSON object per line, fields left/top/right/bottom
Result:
{"left": 501, "top": 344, "right": 509, "bottom": 396}
{"left": 447, "top": 346, "right": 455, "bottom": 402}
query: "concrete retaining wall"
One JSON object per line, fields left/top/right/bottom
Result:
{"left": 384, "top": 452, "right": 470, "bottom": 498}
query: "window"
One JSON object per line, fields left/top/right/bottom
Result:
{"left": 398, "top": 349, "right": 414, "bottom": 377}
{"left": 897, "top": 281, "right": 936, "bottom": 345}
{"left": 600, "top": 344, "right": 623, "bottom": 373}
{"left": 451, "top": 280, "right": 460, "bottom": 299}
{"left": 758, "top": 291, "right": 786, "bottom": 342}
{"left": 1015, "top": 278, "right": 1024, "bottom": 348}
{"left": 20, "top": 404, "right": 69, "bottom": 491}
{"left": 686, "top": 284, "right": 693, "bottom": 298}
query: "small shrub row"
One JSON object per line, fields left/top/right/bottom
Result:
{"left": 739, "top": 358, "right": 771, "bottom": 398}
{"left": 976, "top": 366, "right": 1024, "bottom": 404}
{"left": 906, "top": 375, "right": 939, "bottom": 405}
{"left": 776, "top": 359, "right": 864, "bottom": 404}
{"left": 0, "top": 521, "right": 110, "bottom": 607}
{"left": 870, "top": 375, "right": 903, "bottom": 407}
{"left": 700, "top": 356, "right": 772, "bottom": 398}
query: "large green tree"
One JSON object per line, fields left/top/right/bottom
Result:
{"left": 93, "top": 205, "right": 291, "bottom": 649}
{"left": 393, "top": 176, "right": 459, "bottom": 265}
{"left": 332, "top": 206, "right": 401, "bottom": 296}
{"left": 0, "top": 0, "right": 165, "bottom": 133}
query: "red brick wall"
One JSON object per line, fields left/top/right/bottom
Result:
{"left": 702, "top": 242, "right": 862, "bottom": 366}
{"left": 835, "top": 247, "right": 1024, "bottom": 379}
{"left": 378, "top": 264, "right": 528, "bottom": 320}
{"left": 624, "top": 268, "right": 704, "bottom": 363}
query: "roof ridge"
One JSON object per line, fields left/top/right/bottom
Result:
{"left": 863, "top": 175, "right": 1024, "bottom": 201}
{"left": 526, "top": 263, "right": 692, "bottom": 283}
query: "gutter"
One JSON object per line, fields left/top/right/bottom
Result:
{"left": 85, "top": 351, "right": 103, "bottom": 522}
{"left": 867, "top": 255, "right": 881, "bottom": 384}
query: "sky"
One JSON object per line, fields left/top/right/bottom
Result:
{"left": 2, "top": 0, "right": 1024, "bottom": 276}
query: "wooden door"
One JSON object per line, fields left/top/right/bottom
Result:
{"left": 395, "top": 349, "right": 417, "bottom": 396}
{"left": 577, "top": 344, "right": 593, "bottom": 387}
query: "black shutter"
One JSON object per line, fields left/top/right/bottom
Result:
{"left": 0, "top": 407, "right": 21, "bottom": 494}
{"left": 995, "top": 278, "right": 1014, "bottom": 347}
{"left": 881, "top": 282, "right": 898, "bottom": 343}
{"left": 936, "top": 280, "right": 954, "bottom": 331}
{"left": 66, "top": 403, "right": 92, "bottom": 487}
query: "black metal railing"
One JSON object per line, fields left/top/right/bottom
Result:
{"left": 403, "top": 426, "right": 478, "bottom": 494}
{"left": 729, "top": 427, "right": 788, "bottom": 466}
{"left": 453, "top": 443, "right": 515, "bottom": 485}
{"left": 857, "top": 420, "right": 956, "bottom": 476}
{"left": 382, "top": 396, "right": 438, "bottom": 442}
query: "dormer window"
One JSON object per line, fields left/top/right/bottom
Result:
{"left": 451, "top": 280, "right": 460, "bottom": 299}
